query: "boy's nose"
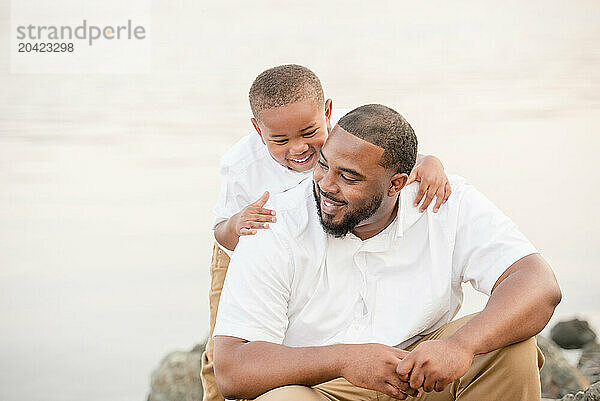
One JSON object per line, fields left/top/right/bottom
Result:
{"left": 289, "top": 142, "right": 309, "bottom": 155}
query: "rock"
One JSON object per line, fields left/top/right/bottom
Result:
{"left": 552, "top": 319, "right": 597, "bottom": 350}
{"left": 538, "top": 335, "right": 590, "bottom": 398}
{"left": 580, "top": 343, "right": 600, "bottom": 386}
{"left": 147, "top": 342, "right": 205, "bottom": 401}
{"left": 559, "top": 381, "right": 600, "bottom": 401}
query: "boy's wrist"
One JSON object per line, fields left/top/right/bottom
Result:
{"left": 227, "top": 212, "right": 241, "bottom": 237}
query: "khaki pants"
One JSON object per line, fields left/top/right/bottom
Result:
{"left": 201, "top": 243, "right": 545, "bottom": 401}
{"left": 201, "top": 243, "right": 229, "bottom": 401}
{"left": 255, "top": 315, "right": 544, "bottom": 401}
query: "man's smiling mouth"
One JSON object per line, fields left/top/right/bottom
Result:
{"left": 318, "top": 189, "right": 347, "bottom": 214}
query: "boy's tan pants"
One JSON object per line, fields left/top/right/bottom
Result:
{"left": 201, "top": 243, "right": 545, "bottom": 401}
{"left": 201, "top": 243, "right": 229, "bottom": 401}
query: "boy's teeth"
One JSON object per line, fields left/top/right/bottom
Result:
{"left": 292, "top": 154, "right": 311, "bottom": 163}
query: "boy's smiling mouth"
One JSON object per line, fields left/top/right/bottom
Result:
{"left": 288, "top": 152, "right": 314, "bottom": 166}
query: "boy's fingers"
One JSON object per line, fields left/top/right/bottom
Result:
{"left": 442, "top": 182, "right": 452, "bottom": 203}
{"left": 414, "top": 185, "right": 427, "bottom": 207}
{"left": 433, "top": 186, "right": 445, "bottom": 213}
{"left": 420, "top": 189, "right": 436, "bottom": 212}
{"left": 252, "top": 191, "right": 270, "bottom": 207}
{"left": 406, "top": 169, "right": 418, "bottom": 185}
{"left": 255, "top": 207, "right": 276, "bottom": 216}
{"left": 245, "top": 221, "right": 269, "bottom": 229}
{"left": 250, "top": 214, "right": 276, "bottom": 223}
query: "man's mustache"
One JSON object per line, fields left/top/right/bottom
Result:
{"left": 316, "top": 184, "right": 347, "bottom": 205}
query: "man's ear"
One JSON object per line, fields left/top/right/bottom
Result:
{"left": 388, "top": 173, "right": 408, "bottom": 197}
{"left": 324, "top": 98, "right": 333, "bottom": 132}
{"left": 251, "top": 118, "right": 266, "bottom": 145}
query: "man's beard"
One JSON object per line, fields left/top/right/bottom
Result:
{"left": 312, "top": 183, "right": 383, "bottom": 238}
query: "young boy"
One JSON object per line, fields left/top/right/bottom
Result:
{"left": 201, "top": 64, "right": 452, "bottom": 401}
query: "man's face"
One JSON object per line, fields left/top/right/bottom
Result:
{"left": 252, "top": 98, "right": 332, "bottom": 172}
{"left": 312, "top": 126, "right": 395, "bottom": 237}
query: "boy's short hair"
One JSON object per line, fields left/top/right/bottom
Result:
{"left": 338, "top": 104, "right": 418, "bottom": 175}
{"left": 249, "top": 64, "right": 325, "bottom": 120}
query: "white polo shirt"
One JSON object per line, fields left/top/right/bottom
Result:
{"left": 212, "top": 109, "right": 348, "bottom": 237}
{"left": 213, "top": 175, "right": 537, "bottom": 348}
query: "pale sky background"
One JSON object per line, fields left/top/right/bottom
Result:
{"left": 0, "top": 1, "right": 599, "bottom": 400}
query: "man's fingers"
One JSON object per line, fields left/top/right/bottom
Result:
{"left": 393, "top": 348, "right": 409, "bottom": 360}
{"left": 413, "top": 185, "right": 427, "bottom": 207}
{"left": 387, "top": 373, "right": 418, "bottom": 397}
{"left": 251, "top": 191, "right": 270, "bottom": 207}
{"left": 239, "top": 228, "right": 257, "bottom": 235}
{"left": 442, "top": 182, "right": 452, "bottom": 203}
{"left": 381, "top": 383, "right": 407, "bottom": 400}
{"left": 408, "top": 365, "right": 425, "bottom": 391}
{"left": 434, "top": 380, "right": 447, "bottom": 392}
{"left": 396, "top": 358, "right": 414, "bottom": 381}
{"left": 395, "top": 380, "right": 420, "bottom": 398}
{"left": 423, "top": 376, "right": 436, "bottom": 393}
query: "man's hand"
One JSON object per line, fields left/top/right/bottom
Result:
{"left": 408, "top": 155, "right": 451, "bottom": 213}
{"left": 396, "top": 338, "right": 474, "bottom": 393}
{"left": 340, "top": 343, "right": 420, "bottom": 400}
{"left": 232, "top": 191, "right": 276, "bottom": 235}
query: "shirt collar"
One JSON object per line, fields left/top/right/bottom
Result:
{"left": 396, "top": 182, "right": 422, "bottom": 238}
{"left": 358, "top": 182, "right": 422, "bottom": 253}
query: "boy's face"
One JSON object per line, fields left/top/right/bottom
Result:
{"left": 251, "top": 98, "right": 332, "bottom": 172}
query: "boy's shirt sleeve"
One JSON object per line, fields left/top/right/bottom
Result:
{"left": 212, "top": 159, "right": 251, "bottom": 230}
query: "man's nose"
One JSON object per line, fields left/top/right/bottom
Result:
{"left": 318, "top": 170, "right": 338, "bottom": 194}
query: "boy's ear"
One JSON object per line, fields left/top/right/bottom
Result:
{"left": 251, "top": 118, "right": 266, "bottom": 145}
{"left": 388, "top": 173, "right": 408, "bottom": 197}
{"left": 324, "top": 98, "right": 333, "bottom": 132}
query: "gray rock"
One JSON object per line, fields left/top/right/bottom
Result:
{"left": 538, "top": 336, "right": 590, "bottom": 398}
{"left": 147, "top": 342, "right": 205, "bottom": 401}
{"left": 552, "top": 319, "right": 597, "bottom": 350}
{"left": 559, "top": 381, "right": 600, "bottom": 401}
{"left": 580, "top": 342, "right": 600, "bottom": 385}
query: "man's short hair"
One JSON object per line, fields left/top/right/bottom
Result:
{"left": 249, "top": 64, "right": 325, "bottom": 119}
{"left": 337, "top": 104, "right": 418, "bottom": 175}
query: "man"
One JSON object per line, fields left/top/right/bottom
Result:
{"left": 213, "top": 104, "right": 562, "bottom": 401}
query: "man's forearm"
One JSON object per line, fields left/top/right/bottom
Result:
{"left": 448, "top": 253, "right": 562, "bottom": 355}
{"left": 214, "top": 218, "right": 239, "bottom": 251}
{"left": 214, "top": 338, "right": 347, "bottom": 399}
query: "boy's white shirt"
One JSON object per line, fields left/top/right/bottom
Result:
{"left": 213, "top": 108, "right": 347, "bottom": 255}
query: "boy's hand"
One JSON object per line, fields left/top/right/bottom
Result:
{"left": 407, "top": 155, "right": 451, "bottom": 213}
{"left": 234, "top": 191, "right": 277, "bottom": 236}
